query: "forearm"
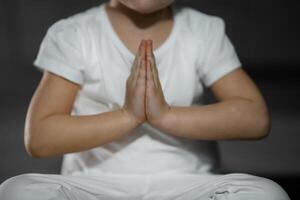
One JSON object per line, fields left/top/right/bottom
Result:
{"left": 153, "top": 98, "right": 270, "bottom": 140}
{"left": 25, "top": 108, "right": 139, "bottom": 157}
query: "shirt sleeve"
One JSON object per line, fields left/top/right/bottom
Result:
{"left": 33, "top": 19, "right": 86, "bottom": 85}
{"left": 198, "top": 16, "right": 242, "bottom": 87}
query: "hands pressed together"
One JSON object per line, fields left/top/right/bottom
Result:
{"left": 122, "top": 39, "right": 171, "bottom": 127}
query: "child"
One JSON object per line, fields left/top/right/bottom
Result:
{"left": 0, "top": 0, "right": 290, "bottom": 199}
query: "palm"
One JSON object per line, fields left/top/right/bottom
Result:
{"left": 123, "top": 40, "right": 147, "bottom": 125}
{"left": 144, "top": 40, "right": 170, "bottom": 125}
{"left": 123, "top": 39, "right": 170, "bottom": 126}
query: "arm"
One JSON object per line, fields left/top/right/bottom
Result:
{"left": 150, "top": 67, "right": 271, "bottom": 140}
{"left": 25, "top": 72, "right": 139, "bottom": 158}
{"left": 26, "top": 39, "right": 147, "bottom": 158}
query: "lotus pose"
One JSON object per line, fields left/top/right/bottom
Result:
{"left": 0, "top": 0, "right": 290, "bottom": 199}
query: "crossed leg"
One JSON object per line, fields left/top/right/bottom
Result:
{"left": 144, "top": 172, "right": 290, "bottom": 200}
{"left": 0, "top": 172, "right": 147, "bottom": 200}
{"left": 0, "top": 172, "right": 290, "bottom": 200}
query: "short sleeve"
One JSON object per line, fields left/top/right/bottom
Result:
{"left": 198, "top": 17, "right": 242, "bottom": 87}
{"left": 33, "top": 19, "right": 86, "bottom": 85}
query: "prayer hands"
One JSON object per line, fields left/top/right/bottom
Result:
{"left": 122, "top": 40, "right": 147, "bottom": 125}
{"left": 122, "top": 39, "right": 170, "bottom": 126}
{"left": 144, "top": 40, "right": 170, "bottom": 126}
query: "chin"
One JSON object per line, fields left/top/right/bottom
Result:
{"left": 120, "top": 0, "right": 174, "bottom": 14}
{"left": 133, "top": 7, "right": 160, "bottom": 14}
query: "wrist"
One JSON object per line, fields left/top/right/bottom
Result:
{"left": 149, "top": 105, "right": 172, "bottom": 129}
{"left": 120, "top": 107, "right": 142, "bottom": 128}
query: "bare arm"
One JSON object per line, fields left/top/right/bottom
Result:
{"left": 144, "top": 41, "right": 270, "bottom": 140}
{"left": 24, "top": 72, "right": 139, "bottom": 158}
{"left": 151, "top": 68, "right": 271, "bottom": 140}
{"left": 25, "top": 40, "right": 148, "bottom": 158}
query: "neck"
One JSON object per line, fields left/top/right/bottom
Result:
{"left": 107, "top": 0, "right": 172, "bottom": 29}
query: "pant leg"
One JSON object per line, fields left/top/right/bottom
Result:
{"left": 0, "top": 172, "right": 146, "bottom": 200}
{"left": 144, "top": 172, "right": 290, "bottom": 200}
{"left": 204, "top": 173, "right": 290, "bottom": 200}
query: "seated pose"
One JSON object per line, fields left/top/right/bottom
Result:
{"left": 0, "top": 0, "right": 290, "bottom": 199}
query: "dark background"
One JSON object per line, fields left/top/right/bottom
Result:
{"left": 0, "top": 0, "right": 299, "bottom": 198}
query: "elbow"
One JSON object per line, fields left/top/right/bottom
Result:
{"left": 252, "top": 117, "right": 270, "bottom": 140}
{"left": 25, "top": 136, "right": 45, "bottom": 158}
{"left": 25, "top": 143, "right": 41, "bottom": 158}
{"left": 24, "top": 111, "right": 56, "bottom": 158}
{"left": 24, "top": 129, "right": 52, "bottom": 158}
{"left": 24, "top": 123, "right": 40, "bottom": 158}
{"left": 250, "top": 108, "right": 271, "bottom": 140}
{"left": 25, "top": 141, "right": 54, "bottom": 158}
{"left": 232, "top": 99, "right": 271, "bottom": 140}
{"left": 233, "top": 98, "right": 271, "bottom": 140}
{"left": 25, "top": 141, "right": 44, "bottom": 158}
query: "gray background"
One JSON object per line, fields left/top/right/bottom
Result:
{"left": 0, "top": 0, "right": 299, "bottom": 198}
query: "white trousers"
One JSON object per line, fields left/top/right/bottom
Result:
{"left": 0, "top": 172, "right": 290, "bottom": 200}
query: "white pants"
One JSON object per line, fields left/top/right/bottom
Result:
{"left": 0, "top": 172, "right": 290, "bottom": 200}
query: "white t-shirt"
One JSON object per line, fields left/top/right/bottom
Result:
{"left": 33, "top": 2, "right": 241, "bottom": 175}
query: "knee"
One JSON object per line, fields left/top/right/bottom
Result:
{"left": 0, "top": 173, "right": 36, "bottom": 200}
{"left": 220, "top": 173, "right": 291, "bottom": 200}
{"left": 255, "top": 176, "right": 290, "bottom": 200}
{"left": 0, "top": 173, "right": 54, "bottom": 200}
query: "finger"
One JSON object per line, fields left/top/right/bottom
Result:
{"left": 148, "top": 40, "right": 159, "bottom": 79}
{"left": 145, "top": 59, "right": 149, "bottom": 112}
{"left": 146, "top": 58, "right": 156, "bottom": 94}
{"left": 148, "top": 40, "right": 164, "bottom": 91}
{"left": 133, "top": 40, "right": 145, "bottom": 87}
{"left": 146, "top": 39, "right": 152, "bottom": 62}
{"left": 136, "top": 58, "right": 146, "bottom": 91}
{"left": 128, "top": 40, "right": 142, "bottom": 84}
{"left": 130, "top": 40, "right": 142, "bottom": 75}
{"left": 146, "top": 40, "right": 159, "bottom": 88}
{"left": 147, "top": 56, "right": 157, "bottom": 88}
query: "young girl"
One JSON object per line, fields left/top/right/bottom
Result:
{"left": 0, "top": 0, "right": 290, "bottom": 199}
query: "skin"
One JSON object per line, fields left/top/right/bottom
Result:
{"left": 113, "top": 0, "right": 175, "bottom": 14}
{"left": 25, "top": 40, "right": 145, "bottom": 158}
{"left": 25, "top": 0, "right": 270, "bottom": 158}
{"left": 144, "top": 40, "right": 270, "bottom": 140}
{"left": 105, "top": 0, "right": 174, "bottom": 56}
